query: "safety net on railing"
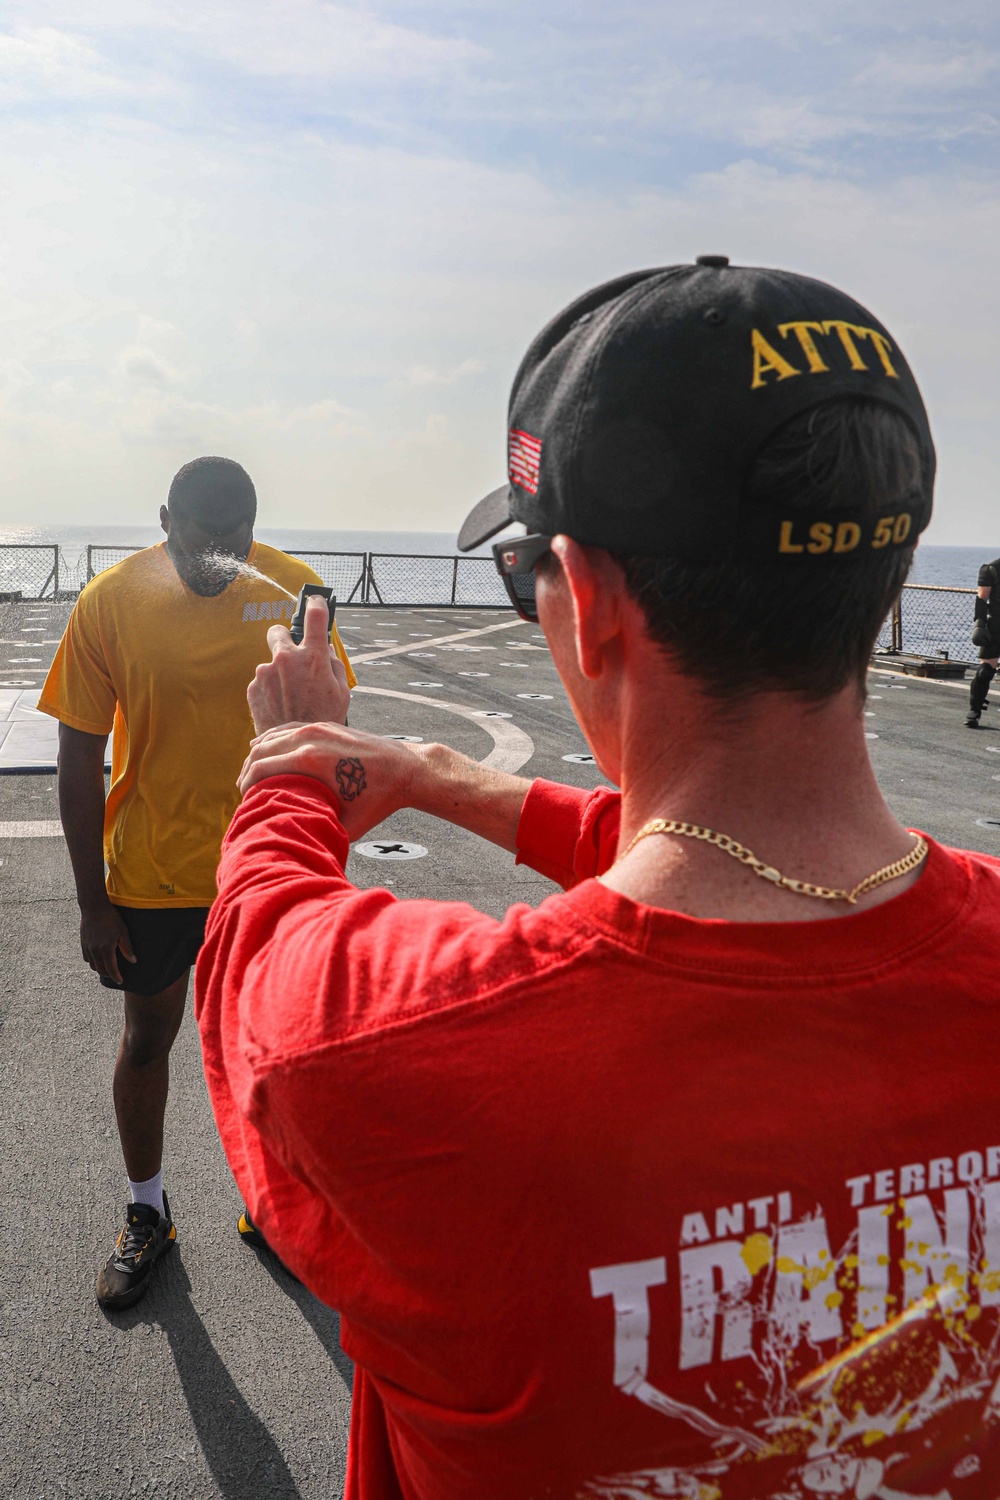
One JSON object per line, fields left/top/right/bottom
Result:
{"left": 83, "top": 548, "right": 512, "bottom": 608}
{"left": 365, "top": 553, "right": 509, "bottom": 608}
{"left": 877, "top": 585, "right": 977, "bottom": 664}
{"left": 366, "top": 554, "right": 456, "bottom": 606}
{"left": 451, "top": 556, "right": 511, "bottom": 608}
{"left": 0, "top": 546, "right": 61, "bottom": 599}
{"left": 286, "top": 553, "right": 367, "bottom": 604}
{"left": 86, "top": 545, "right": 143, "bottom": 582}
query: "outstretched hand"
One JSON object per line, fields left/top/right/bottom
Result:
{"left": 248, "top": 593, "right": 351, "bottom": 734}
{"left": 239, "top": 721, "right": 427, "bottom": 838}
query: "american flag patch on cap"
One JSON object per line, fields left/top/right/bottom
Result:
{"left": 509, "top": 429, "right": 542, "bottom": 495}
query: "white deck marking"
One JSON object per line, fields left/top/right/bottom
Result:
{"left": 355, "top": 841, "right": 428, "bottom": 861}
{"left": 350, "top": 617, "right": 527, "bottom": 666}
{"left": 0, "top": 821, "right": 63, "bottom": 838}
{"left": 353, "top": 686, "right": 534, "bottom": 773}
{"left": 0, "top": 689, "right": 110, "bottom": 776}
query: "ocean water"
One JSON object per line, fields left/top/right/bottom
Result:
{"left": 908, "top": 546, "right": 987, "bottom": 588}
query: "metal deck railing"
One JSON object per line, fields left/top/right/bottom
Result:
{"left": 80, "top": 546, "right": 510, "bottom": 608}
{"left": 0, "top": 546, "right": 61, "bottom": 600}
{"left": 875, "top": 584, "right": 978, "bottom": 668}
{"left": 0, "top": 548, "right": 981, "bottom": 664}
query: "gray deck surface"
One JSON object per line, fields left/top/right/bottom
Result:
{"left": 0, "top": 599, "right": 997, "bottom": 1500}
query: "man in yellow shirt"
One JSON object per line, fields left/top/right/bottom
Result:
{"left": 38, "top": 455, "right": 356, "bottom": 1310}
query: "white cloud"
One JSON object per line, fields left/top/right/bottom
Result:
{"left": 118, "top": 347, "right": 176, "bottom": 388}
{"left": 404, "top": 358, "right": 483, "bottom": 386}
{"left": 3, "top": 2, "right": 994, "bottom": 165}
{"left": 184, "top": 3, "right": 482, "bottom": 81}
{"left": 0, "top": 25, "right": 129, "bottom": 101}
{"left": 0, "top": 4, "right": 996, "bottom": 542}
{"left": 0, "top": 111, "right": 996, "bottom": 540}
{"left": 856, "top": 44, "right": 1000, "bottom": 95}
{"left": 0, "top": 3, "right": 481, "bottom": 86}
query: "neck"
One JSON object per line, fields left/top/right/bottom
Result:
{"left": 599, "top": 678, "right": 919, "bottom": 922}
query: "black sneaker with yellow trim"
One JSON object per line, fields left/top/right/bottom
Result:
{"left": 96, "top": 1196, "right": 176, "bottom": 1310}
{"left": 237, "top": 1206, "right": 270, "bottom": 1251}
{"left": 238, "top": 1207, "right": 300, "bottom": 1282}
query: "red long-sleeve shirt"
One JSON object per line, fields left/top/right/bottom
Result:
{"left": 196, "top": 775, "right": 1000, "bottom": 1500}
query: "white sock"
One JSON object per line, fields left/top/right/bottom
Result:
{"left": 128, "top": 1169, "right": 165, "bottom": 1218}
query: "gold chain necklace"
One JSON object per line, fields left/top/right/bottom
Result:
{"left": 616, "top": 819, "right": 928, "bottom": 905}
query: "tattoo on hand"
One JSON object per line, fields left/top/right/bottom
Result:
{"left": 336, "top": 757, "right": 367, "bottom": 801}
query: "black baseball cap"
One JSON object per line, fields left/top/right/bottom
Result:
{"left": 458, "top": 257, "right": 934, "bottom": 562}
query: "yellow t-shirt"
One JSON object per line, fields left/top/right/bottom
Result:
{"left": 38, "top": 541, "right": 357, "bottom": 908}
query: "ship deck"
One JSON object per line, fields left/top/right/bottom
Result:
{"left": 1, "top": 598, "right": 998, "bottom": 1498}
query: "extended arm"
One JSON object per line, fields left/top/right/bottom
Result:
{"left": 409, "top": 745, "right": 530, "bottom": 852}
{"left": 58, "top": 724, "right": 135, "bottom": 983}
{"left": 242, "top": 594, "right": 529, "bottom": 849}
{"left": 239, "top": 592, "right": 618, "bottom": 867}
{"left": 241, "top": 726, "right": 530, "bottom": 850}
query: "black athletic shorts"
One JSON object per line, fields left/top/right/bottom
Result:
{"left": 99, "top": 905, "right": 210, "bottom": 996}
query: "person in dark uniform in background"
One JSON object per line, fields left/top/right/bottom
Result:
{"left": 965, "top": 556, "right": 1000, "bottom": 727}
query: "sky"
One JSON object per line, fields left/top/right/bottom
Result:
{"left": 0, "top": 1, "right": 997, "bottom": 542}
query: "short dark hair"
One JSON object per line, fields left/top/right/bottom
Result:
{"left": 167, "top": 457, "right": 257, "bottom": 533}
{"left": 609, "top": 400, "right": 924, "bottom": 701}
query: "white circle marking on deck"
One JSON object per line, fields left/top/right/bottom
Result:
{"left": 517, "top": 693, "right": 553, "bottom": 701}
{"left": 383, "top": 735, "right": 424, "bottom": 742}
{"left": 355, "top": 841, "right": 428, "bottom": 860}
{"left": 407, "top": 681, "right": 442, "bottom": 687}
{"left": 353, "top": 687, "right": 533, "bottom": 773}
{"left": 563, "top": 753, "right": 596, "bottom": 765}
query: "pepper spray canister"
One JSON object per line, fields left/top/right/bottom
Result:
{"left": 289, "top": 583, "right": 337, "bottom": 644}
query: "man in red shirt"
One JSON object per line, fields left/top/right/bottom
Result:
{"left": 196, "top": 261, "right": 1000, "bottom": 1498}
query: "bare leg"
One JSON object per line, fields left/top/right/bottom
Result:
{"left": 112, "top": 972, "right": 189, "bottom": 1183}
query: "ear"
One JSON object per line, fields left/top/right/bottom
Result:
{"left": 550, "top": 537, "right": 624, "bottom": 681}
{"left": 159, "top": 505, "right": 170, "bottom": 537}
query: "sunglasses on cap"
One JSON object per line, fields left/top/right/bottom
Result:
{"left": 491, "top": 534, "right": 553, "bottom": 623}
